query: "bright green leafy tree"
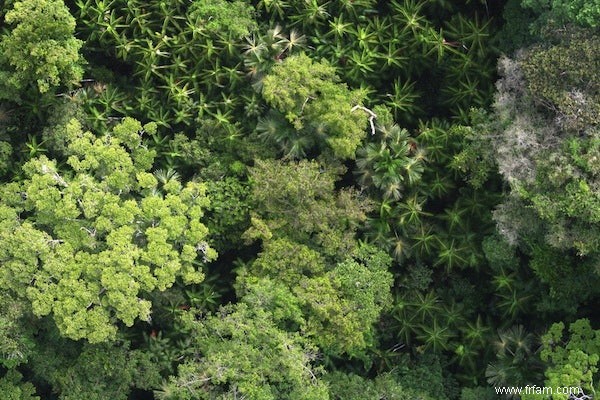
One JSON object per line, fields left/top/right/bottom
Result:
{"left": 237, "top": 239, "right": 393, "bottom": 356}
{"left": 0, "top": 0, "right": 83, "bottom": 101}
{"left": 156, "top": 303, "right": 329, "bottom": 400}
{"left": 0, "top": 118, "right": 216, "bottom": 342}
{"left": 240, "top": 158, "right": 392, "bottom": 356}
{"left": 522, "top": 319, "right": 600, "bottom": 400}
{"left": 261, "top": 54, "right": 369, "bottom": 159}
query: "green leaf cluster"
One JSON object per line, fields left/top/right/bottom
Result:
{"left": 522, "top": 0, "right": 600, "bottom": 28}
{"left": 189, "top": 0, "right": 257, "bottom": 38}
{"left": 0, "top": 0, "right": 83, "bottom": 100}
{"left": 247, "top": 159, "right": 370, "bottom": 256}
{"left": 31, "top": 340, "right": 162, "bottom": 400}
{"left": 261, "top": 54, "right": 368, "bottom": 159}
{"left": 0, "top": 118, "right": 215, "bottom": 342}
{"left": 237, "top": 239, "right": 393, "bottom": 355}
{"left": 239, "top": 158, "right": 392, "bottom": 356}
{"left": 522, "top": 319, "right": 600, "bottom": 400}
{"left": 0, "top": 370, "right": 39, "bottom": 400}
{"left": 157, "top": 304, "right": 328, "bottom": 400}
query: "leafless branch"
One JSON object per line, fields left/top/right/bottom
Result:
{"left": 351, "top": 105, "right": 377, "bottom": 135}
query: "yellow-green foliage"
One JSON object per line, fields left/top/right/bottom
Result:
{"left": 0, "top": 118, "right": 215, "bottom": 342}
{"left": 248, "top": 159, "right": 370, "bottom": 257}
{"left": 158, "top": 304, "right": 328, "bottom": 400}
{"left": 0, "top": 0, "right": 83, "bottom": 99}
{"left": 236, "top": 238, "right": 393, "bottom": 356}
{"left": 262, "top": 54, "right": 368, "bottom": 159}
{"left": 522, "top": 319, "right": 600, "bottom": 400}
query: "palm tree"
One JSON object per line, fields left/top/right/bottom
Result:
{"left": 157, "top": 1, "right": 185, "bottom": 35}
{"left": 335, "top": 0, "right": 376, "bottom": 18}
{"left": 461, "top": 315, "right": 490, "bottom": 348}
{"left": 201, "top": 59, "right": 228, "bottom": 90}
{"left": 241, "top": 93, "right": 263, "bottom": 118}
{"left": 383, "top": 79, "right": 421, "bottom": 121}
{"left": 173, "top": 107, "right": 194, "bottom": 126}
{"left": 256, "top": 111, "right": 311, "bottom": 159}
{"left": 445, "top": 13, "right": 491, "bottom": 59}
{"left": 442, "top": 301, "right": 465, "bottom": 328}
{"left": 135, "top": 84, "right": 160, "bottom": 117}
{"left": 23, "top": 136, "right": 48, "bottom": 159}
{"left": 456, "top": 187, "right": 497, "bottom": 221}
{"left": 412, "top": 224, "right": 438, "bottom": 257}
{"left": 160, "top": 76, "right": 194, "bottom": 111}
{"left": 452, "top": 343, "right": 479, "bottom": 372}
{"left": 122, "top": 1, "right": 153, "bottom": 37}
{"left": 441, "top": 75, "right": 485, "bottom": 110}
{"left": 368, "top": 16, "right": 394, "bottom": 45}
{"left": 325, "top": 15, "right": 352, "bottom": 39}
{"left": 256, "top": 0, "right": 289, "bottom": 20}
{"left": 218, "top": 92, "right": 239, "bottom": 112}
{"left": 417, "top": 119, "right": 455, "bottom": 163}
{"left": 216, "top": 35, "right": 241, "bottom": 60}
{"left": 486, "top": 325, "right": 539, "bottom": 391}
{"left": 391, "top": 0, "right": 427, "bottom": 35}
{"left": 420, "top": 27, "right": 459, "bottom": 63}
{"left": 348, "top": 25, "right": 378, "bottom": 51}
{"left": 392, "top": 234, "right": 411, "bottom": 261}
{"left": 492, "top": 268, "right": 516, "bottom": 292}
{"left": 147, "top": 105, "right": 173, "bottom": 129}
{"left": 243, "top": 26, "right": 303, "bottom": 87}
{"left": 154, "top": 168, "right": 181, "bottom": 192}
{"left": 355, "top": 124, "right": 423, "bottom": 199}
{"left": 88, "top": 83, "right": 125, "bottom": 115}
{"left": 440, "top": 202, "right": 469, "bottom": 232}
{"left": 281, "top": 29, "right": 307, "bottom": 55}
{"left": 427, "top": 172, "right": 455, "bottom": 198}
{"left": 364, "top": 216, "right": 394, "bottom": 248}
{"left": 412, "top": 290, "right": 442, "bottom": 323}
{"left": 289, "top": 0, "right": 329, "bottom": 30}
{"left": 377, "top": 41, "right": 409, "bottom": 71}
{"left": 397, "top": 194, "right": 430, "bottom": 228}
{"left": 435, "top": 238, "right": 468, "bottom": 272}
{"left": 417, "top": 318, "right": 452, "bottom": 352}
{"left": 497, "top": 289, "right": 531, "bottom": 320}
{"left": 345, "top": 49, "right": 377, "bottom": 82}
{"left": 391, "top": 293, "right": 420, "bottom": 345}
{"left": 199, "top": 38, "right": 222, "bottom": 60}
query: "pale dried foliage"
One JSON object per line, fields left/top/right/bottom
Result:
{"left": 491, "top": 56, "right": 561, "bottom": 184}
{"left": 490, "top": 56, "right": 563, "bottom": 245}
{"left": 493, "top": 195, "right": 541, "bottom": 246}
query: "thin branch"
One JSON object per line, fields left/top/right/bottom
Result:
{"left": 301, "top": 96, "right": 315, "bottom": 113}
{"left": 351, "top": 105, "right": 377, "bottom": 135}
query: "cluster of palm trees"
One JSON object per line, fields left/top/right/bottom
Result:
{"left": 69, "top": 0, "right": 495, "bottom": 133}
{"left": 253, "top": 0, "right": 495, "bottom": 123}
{"left": 71, "top": 0, "right": 256, "bottom": 130}
{"left": 65, "top": 0, "right": 536, "bottom": 388}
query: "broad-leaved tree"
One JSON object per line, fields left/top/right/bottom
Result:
{"left": 0, "top": 118, "right": 215, "bottom": 342}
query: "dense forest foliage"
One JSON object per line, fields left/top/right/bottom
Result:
{"left": 0, "top": 0, "right": 599, "bottom": 398}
